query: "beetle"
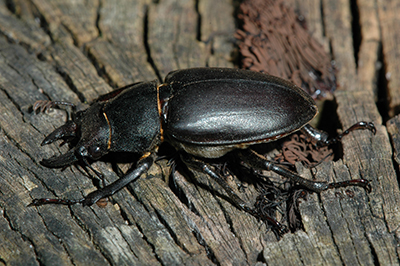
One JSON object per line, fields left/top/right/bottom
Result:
{"left": 30, "top": 67, "right": 375, "bottom": 232}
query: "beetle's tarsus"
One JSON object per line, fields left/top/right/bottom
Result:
{"left": 327, "top": 179, "right": 371, "bottom": 193}
{"left": 28, "top": 197, "right": 84, "bottom": 206}
{"left": 28, "top": 195, "right": 105, "bottom": 207}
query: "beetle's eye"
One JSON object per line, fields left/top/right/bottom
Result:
{"left": 88, "top": 146, "right": 102, "bottom": 159}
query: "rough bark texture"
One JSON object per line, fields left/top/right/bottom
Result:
{"left": 0, "top": 0, "right": 399, "bottom": 265}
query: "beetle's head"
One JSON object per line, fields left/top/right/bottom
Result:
{"left": 40, "top": 103, "right": 111, "bottom": 168}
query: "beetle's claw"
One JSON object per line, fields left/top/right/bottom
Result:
{"left": 41, "top": 121, "right": 77, "bottom": 146}
{"left": 40, "top": 150, "right": 78, "bottom": 168}
{"left": 366, "top": 122, "right": 377, "bottom": 135}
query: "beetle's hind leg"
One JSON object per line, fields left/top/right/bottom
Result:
{"left": 180, "top": 153, "right": 288, "bottom": 235}
{"left": 239, "top": 149, "right": 371, "bottom": 193}
{"left": 301, "top": 121, "right": 376, "bottom": 147}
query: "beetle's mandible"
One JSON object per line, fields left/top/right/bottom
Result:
{"left": 30, "top": 68, "right": 376, "bottom": 233}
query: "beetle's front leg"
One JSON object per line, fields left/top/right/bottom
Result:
{"left": 239, "top": 149, "right": 371, "bottom": 193}
{"left": 180, "top": 153, "right": 287, "bottom": 234}
{"left": 29, "top": 155, "right": 154, "bottom": 207}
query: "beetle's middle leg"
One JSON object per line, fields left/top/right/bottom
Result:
{"left": 180, "top": 153, "right": 251, "bottom": 211}
{"left": 238, "top": 149, "right": 371, "bottom": 193}
{"left": 180, "top": 153, "right": 287, "bottom": 234}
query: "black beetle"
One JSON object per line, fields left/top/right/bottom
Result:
{"left": 31, "top": 68, "right": 375, "bottom": 232}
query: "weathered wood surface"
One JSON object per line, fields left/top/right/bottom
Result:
{"left": 0, "top": 0, "right": 399, "bottom": 265}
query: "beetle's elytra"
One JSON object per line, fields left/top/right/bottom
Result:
{"left": 31, "top": 67, "right": 376, "bottom": 234}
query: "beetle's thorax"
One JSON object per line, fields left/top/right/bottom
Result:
{"left": 104, "top": 81, "right": 161, "bottom": 154}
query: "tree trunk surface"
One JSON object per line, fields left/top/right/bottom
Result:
{"left": 0, "top": 0, "right": 399, "bottom": 265}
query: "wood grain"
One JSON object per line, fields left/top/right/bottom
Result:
{"left": 0, "top": 0, "right": 399, "bottom": 265}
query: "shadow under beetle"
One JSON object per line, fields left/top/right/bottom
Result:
{"left": 30, "top": 68, "right": 376, "bottom": 234}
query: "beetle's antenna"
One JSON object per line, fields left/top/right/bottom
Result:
{"left": 33, "top": 100, "right": 76, "bottom": 113}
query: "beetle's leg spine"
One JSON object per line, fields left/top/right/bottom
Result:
{"left": 327, "top": 179, "right": 371, "bottom": 192}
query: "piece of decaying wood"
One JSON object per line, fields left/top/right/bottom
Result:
{"left": 387, "top": 115, "right": 400, "bottom": 166}
{"left": 321, "top": 0, "right": 400, "bottom": 265}
{"left": 387, "top": 115, "right": 400, "bottom": 256}
{"left": 378, "top": 0, "right": 400, "bottom": 116}
{"left": 357, "top": 0, "right": 381, "bottom": 99}
{"left": 148, "top": 0, "right": 204, "bottom": 77}
{"left": 0, "top": 0, "right": 399, "bottom": 265}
